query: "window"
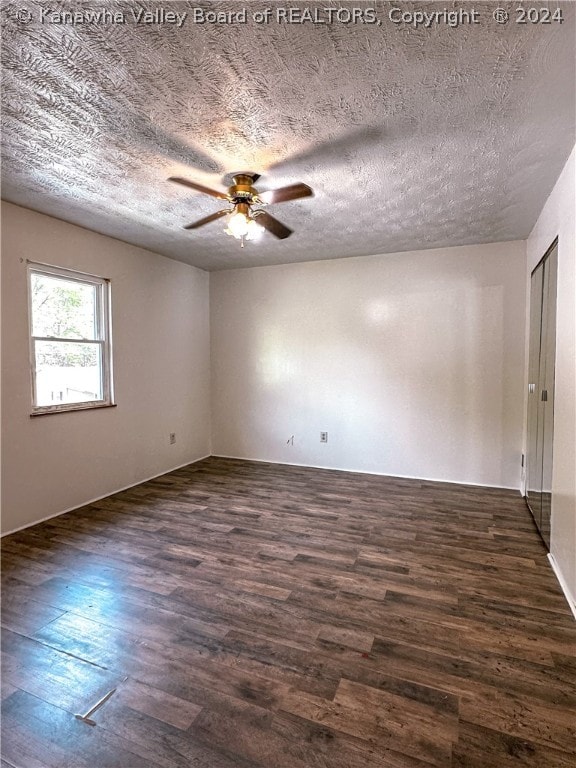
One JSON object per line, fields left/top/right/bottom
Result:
{"left": 28, "top": 263, "right": 113, "bottom": 414}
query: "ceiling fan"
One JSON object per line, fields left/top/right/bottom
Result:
{"left": 168, "top": 173, "right": 313, "bottom": 245}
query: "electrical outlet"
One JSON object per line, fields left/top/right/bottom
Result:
{"left": 169, "top": 433, "right": 176, "bottom": 445}
{"left": 320, "top": 432, "right": 328, "bottom": 443}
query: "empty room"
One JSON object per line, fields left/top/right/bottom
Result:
{"left": 1, "top": 1, "right": 575, "bottom": 766}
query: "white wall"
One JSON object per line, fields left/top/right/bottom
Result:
{"left": 1, "top": 202, "right": 211, "bottom": 535}
{"left": 526, "top": 146, "right": 576, "bottom": 614}
{"left": 211, "top": 241, "right": 527, "bottom": 488}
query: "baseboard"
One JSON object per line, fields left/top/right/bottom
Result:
{"left": 547, "top": 553, "right": 576, "bottom": 620}
{"left": 210, "top": 454, "right": 521, "bottom": 492}
{"left": 0, "top": 454, "right": 211, "bottom": 538}
{"left": 1, "top": 452, "right": 523, "bottom": 538}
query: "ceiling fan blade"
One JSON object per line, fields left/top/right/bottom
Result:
{"left": 255, "top": 211, "right": 292, "bottom": 239}
{"left": 169, "top": 177, "right": 229, "bottom": 200}
{"left": 258, "top": 183, "right": 313, "bottom": 205}
{"left": 184, "top": 209, "right": 230, "bottom": 230}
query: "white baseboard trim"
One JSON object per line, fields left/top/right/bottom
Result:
{"left": 547, "top": 553, "right": 576, "bottom": 620}
{"left": 1, "top": 454, "right": 211, "bottom": 538}
{"left": 1, "top": 452, "right": 523, "bottom": 539}
{"left": 211, "top": 454, "right": 521, "bottom": 492}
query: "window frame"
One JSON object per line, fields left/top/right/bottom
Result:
{"left": 27, "top": 261, "right": 114, "bottom": 416}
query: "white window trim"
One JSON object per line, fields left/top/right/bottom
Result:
{"left": 28, "top": 261, "right": 115, "bottom": 415}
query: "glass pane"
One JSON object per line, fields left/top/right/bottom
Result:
{"left": 31, "top": 273, "right": 98, "bottom": 340}
{"left": 34, "top": 341, "right": 103, "bottom": 406}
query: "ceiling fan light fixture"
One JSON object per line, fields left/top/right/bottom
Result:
{"left": 225, "top": 210, "right": 250, "bottom": 239}
{"left": 225, "top": 201, "right": 252, "bottom": 239}
{"left": 224, "top": 203, "right": 263, "bottom": 242}
{"left": 245, "top": 217, "right": 264, "bottom": 241}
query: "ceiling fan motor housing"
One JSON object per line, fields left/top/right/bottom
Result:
{"left": 230, "top": 174, "right": 260, "bottom": 203}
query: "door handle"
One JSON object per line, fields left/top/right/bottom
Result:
{"left": 541, "top": 390, "right": 548, "bottom": 402}
{"left": 528, "top": 383, "right": 536, "bottom": 393}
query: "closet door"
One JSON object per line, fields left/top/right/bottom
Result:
{"left": 525, "top": 241, "right": 557, "bottom": 547}
{"left": 526, "top": 263, "right": 544, "bottom": 527}
{"left": 539, "top": 243, "right": 557, "bottom": 548}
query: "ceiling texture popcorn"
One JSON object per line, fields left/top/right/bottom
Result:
{"left": 1, "top": 1, "right": 574, "bottom": 269}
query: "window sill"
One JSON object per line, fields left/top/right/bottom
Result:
{"left": 30, "top": 403, "right": 117, "bottom": 417}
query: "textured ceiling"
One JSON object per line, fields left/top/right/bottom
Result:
{"left": 1, "top": 1, "right": 575, "bottom": 270}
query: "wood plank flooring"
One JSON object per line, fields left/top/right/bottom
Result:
{"left": 1, "top": 457, "right": 575, "bottom": 767}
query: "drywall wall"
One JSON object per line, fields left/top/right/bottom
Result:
{"left": 526, "top": 146, "right": 576, "bottom": 614}
{"left": 1, "top": 202, "right": 210, "bottom": 535}
{"left": 210, "top": 240, "right": 526, "bottom": 488}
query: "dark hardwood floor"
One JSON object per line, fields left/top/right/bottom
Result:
{"left": 1, "top": 457, "right": 575, "bottom": 768}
